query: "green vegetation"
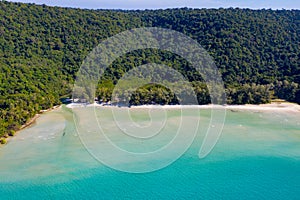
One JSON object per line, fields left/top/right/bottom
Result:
{"left": 0, "top": 1, "right": 299, "bottom": 137}
{"left": 0, "top": 138, "right": 7, "bottom": 144}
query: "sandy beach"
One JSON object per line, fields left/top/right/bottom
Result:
{"left": 67, "top": 102, "right": 300, "bottom": 113}
{"left": 0, "top": 105, "right": 62, "bottom": 145}
{"left": 20, "top": 105, "right": 62, "bottom": 130}
{"left": 223, "top": 102, "right": 300, "bottom": 112}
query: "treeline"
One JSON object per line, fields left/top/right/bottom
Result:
{"left": 0, "top": 57, "right": 66, "bottom": 138}
{"left": 0, "top": 1, "right": 299, "bottom": 138}
{"left": 0, "top": 1, "right": 142, "bottom": 139}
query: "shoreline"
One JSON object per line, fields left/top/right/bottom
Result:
{"left": 67, "top": 102, "right": 300, "bottom": 112}
{"left": 20, "top": 105, "right": 62, "bottom": 130}
{"left": 3, "top": 101, "right": 298, "bottom": 142}
{"left": 2, "top": 101, "right": 299, "bottom": 145}
{"left": 0, "top": 105, "right": 62, "bottom": 145}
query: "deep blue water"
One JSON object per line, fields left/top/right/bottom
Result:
{"left": 1, "top": 156, "right": 299, "bottom": 199}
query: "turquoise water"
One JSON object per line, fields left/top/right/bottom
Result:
{"left": 0, "top": 106, "right": 299, "bottom": 199}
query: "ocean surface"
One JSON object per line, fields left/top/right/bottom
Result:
{"left": 0, "top": 106, "right": 299, "bottom": 199}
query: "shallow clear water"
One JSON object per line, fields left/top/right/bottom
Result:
{"left": 0, "top": 106, "right": 300, "bottom": 199}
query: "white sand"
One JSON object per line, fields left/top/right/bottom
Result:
{"left": 66, "top": 102, "right": 300, "bottom": 112}
{"left": 224, "top": 102, "right": 300, "bottom": 112}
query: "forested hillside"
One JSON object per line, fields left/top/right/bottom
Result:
{"left": 0, "top": 1, "right": 299, "bottom": 139}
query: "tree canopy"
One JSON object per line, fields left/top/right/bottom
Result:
{"left": 0, "top": 1, "right": 299, "bottom": 137}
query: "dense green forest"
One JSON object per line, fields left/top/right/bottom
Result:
{"left": 0, "top": 1, "right": 299, "bottom": 140}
